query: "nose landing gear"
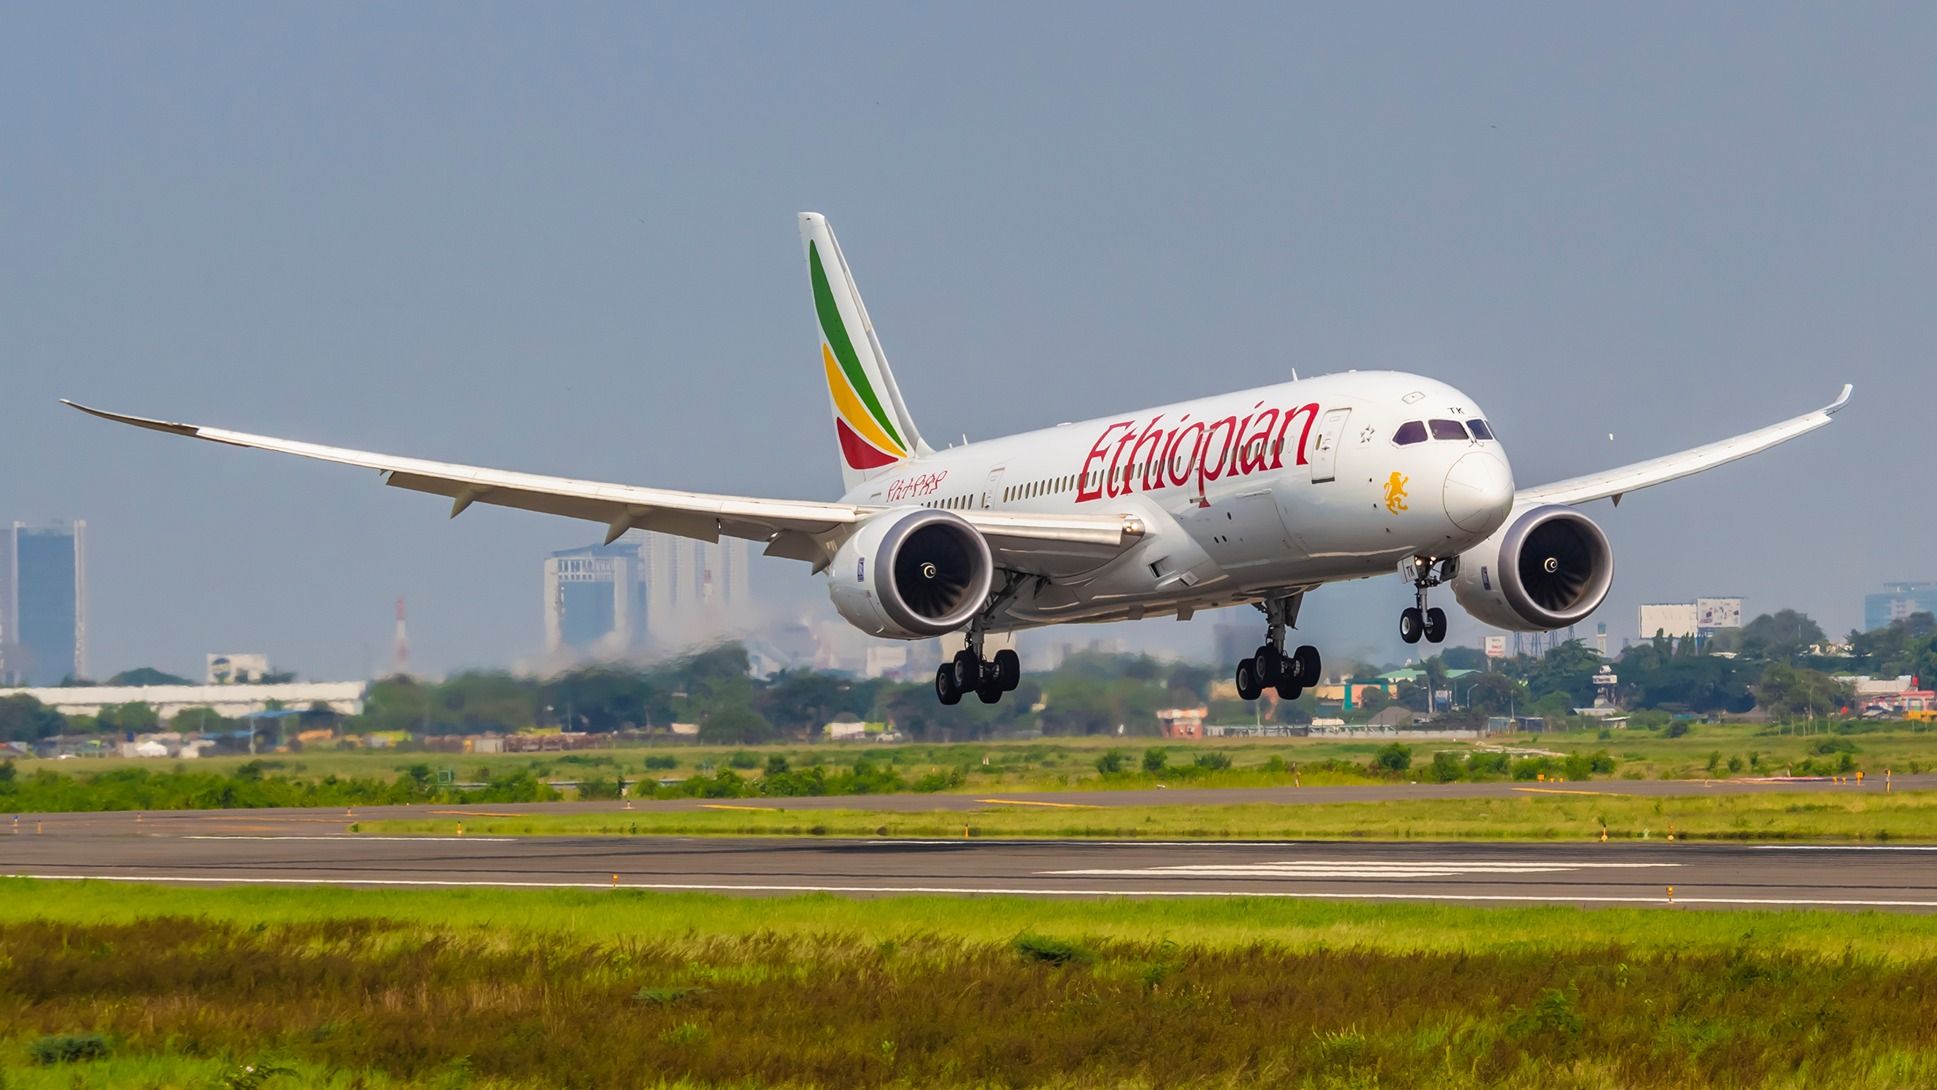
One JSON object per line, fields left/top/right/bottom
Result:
{"left": 1400, "top": 556, "right": 1455, "bottom": 645}
{"left": 1235, "top": 593, "right": 1321, "bottom": 701}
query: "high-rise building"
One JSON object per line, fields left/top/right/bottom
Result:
{"left": 542, "top": 534, "right": 754, "bottom": 659}
{"left": 1, "top": 521, "right": 88, "bottom": 686}
{"left": 542, "top": 543, "right": 647, "bottom": 657}
{"left": 1865, "top": 582, "right": 1937, "bottom": 632}
{"left": 641, "top": 534, "right": 751, "bottom": 649}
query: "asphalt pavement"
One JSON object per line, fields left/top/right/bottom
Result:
{"left": 5, "top": 800, "right": 1936, "bottom": 911}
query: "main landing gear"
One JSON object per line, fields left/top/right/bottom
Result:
{"left": 1235, "top": 593, "right": 1321, "bottom": 702}
{"left": 935, "top": 575, "right": 1026, "bottom": 706}
{"left": 1400, "top": 556, "right": 1454, "bottom": 645}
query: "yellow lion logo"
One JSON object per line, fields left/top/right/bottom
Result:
{"left": 1384, "top": 472, "right": 1409, "bottom": 514}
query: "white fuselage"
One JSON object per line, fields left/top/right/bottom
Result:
{"left": 837, "top": 371, "right": 1516, "bottom": 630}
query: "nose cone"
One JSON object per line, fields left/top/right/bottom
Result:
{"left": 1443, "top": 451, "right": 1514, "bottom": 534}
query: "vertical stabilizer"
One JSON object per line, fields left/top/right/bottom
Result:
{"left": 800, "top": 213, "right": 930, "bottom": 490}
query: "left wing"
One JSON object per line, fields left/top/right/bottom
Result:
{"left": 1513, "top": 384, "right": 1851, "bottom": 507}
{"left": 63, "top": 402, "right": 1142, "bottom": 573}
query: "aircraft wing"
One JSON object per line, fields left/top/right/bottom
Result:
{"left": 1512, "top": 384, "right": 1851, "bottom": 508}
{"left": 63, "top": 402, "right": 1142, "bottom": 573}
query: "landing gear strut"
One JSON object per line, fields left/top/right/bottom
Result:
{"left": 1235, "top": 593, "right": 1320, "bottom": 702}
{"left": 935, "top": 574, "right": 1025, "bottom": 706}
{"left": 1400, "top": 556, "right": 1454, "bottom": 645}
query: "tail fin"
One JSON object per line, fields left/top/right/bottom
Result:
{"left": 800, "top": 212, "right": 930, "bottom": 490}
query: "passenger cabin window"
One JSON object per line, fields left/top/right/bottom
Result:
{"left": 1429, "top": 419, "right": 1468, "bottom": 441}
{"left": 1393, "top": 421, "right": 1428, "bottom": 446}
{"left": 1467, "top": 419, "right": 1494, "bottom": 441}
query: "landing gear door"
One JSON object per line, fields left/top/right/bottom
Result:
{"left": 1307, "top": 408, "right": 1352, "bottom": 483}
{"left": 981, "top": 465, "right": 1006, "bottom": 509}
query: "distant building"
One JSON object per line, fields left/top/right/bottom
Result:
{"left": 17, "top": 680, "right": 364, "bottom": 719}
{"left": 1865, "top": 582, "right": 1937, "bottom": 632}
{"left": 0, "top": 521, "right": 87, "bottom": 685}
{"left": 542, "top": 544, "right": 647, "bottom": 657}
{"left": 642, "top": 534, "right": 752, "bottom": 649}
{"left": 1156, "top": 706, "right": 1207, "bottom": 739}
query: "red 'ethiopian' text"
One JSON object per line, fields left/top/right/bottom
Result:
{"left": 1076, "top": 402, "right": 1321, "bottom": 503}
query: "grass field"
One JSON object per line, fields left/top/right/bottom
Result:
{"left": 3, "top": 881, "right": 1937, "bottom": 1089}
{"left": 358, "top": 786, "right": 1937, "bottom": 843}
{"left": 16, "top": 719, "right": 1936, "bottom": 797}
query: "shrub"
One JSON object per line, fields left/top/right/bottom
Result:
{"left": 1665, "top": 721, "right": 1691, "bottom": 738}
{"left": 30, "top": 1034, "right": 109, "bottom": 1065}
{"left": 1425, "top": 751, "right": 1465, "bottom": 783}
{"left": 726, "top": 751, "right": 760, "bottom": 770}
{"left": 1142, "top": 748, "right": 1168, "bottom": 774}
{"left": 1372, "top": 743, "right": 1412, "bottom": 773}
{"left": 1012, "top": 933, "right": 1094, "bottom": 966}
{"left": 643, "top": 755, "right": 677, "bottom": 770}
{"left": 1095, "top": 750, "right": 1128, "bottom": 774}
{"left": 1193, "top": 752, "right": 1232, "bottom": 771}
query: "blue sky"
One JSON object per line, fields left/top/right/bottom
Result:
{"left": 4, "top": 5, "right": 1931, "bottom": 678}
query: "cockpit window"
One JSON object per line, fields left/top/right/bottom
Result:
{"left": 1429, "top": 419, "right": 1469, "bottom": 441}
{"left": 1467, "top": 419, "right": 1494, "bottom": 441}
{"left": 1393, "top": 421, "right": 1428, "bottom": 446}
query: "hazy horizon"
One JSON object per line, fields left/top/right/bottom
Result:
{"left": 5, "top": 6, "right": 1931, "bottom": 681}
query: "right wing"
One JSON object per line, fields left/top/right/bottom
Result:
{"left": 63, "top": 402, "right": 1143, "bottom": 573}
{"left": 1513, "top": 384, "right": 1851, "bottom": 507}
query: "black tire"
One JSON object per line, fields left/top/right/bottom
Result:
{"left": 953, "top": 649, "right": 982, "bottom": 690}
{"left": 1235, "top": 658, "right": 1262, "bottom": 701}
{"left": 1276, "top": 680, "right": 1302, "bottom": 701}
{"left": 977, "top": 682, "right": 1003, "bottom": 705}
{"left": 992, "top": 648, "right": 1021, "bottom": 691}
{"left": 1399, "top": 607, "right": 1424, "bottom": 645}
{"left": 1294, "top": 644, "right": 1321, "bottom": 684}
{"left": 1424, "top": 607, "right": 1448, "bottom": 644}
{"left": 1254, "top": 644, "right": 1282, "bottom": 685}
{"left": 935, "top": 664, "right": 962, "bottom": 706}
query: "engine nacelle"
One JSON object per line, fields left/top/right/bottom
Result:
{"left": 1451, "top": 504, "right": 1614, "bottom": 631}
{"left": 827, "top": 507, "right": 995, "bottom": 639}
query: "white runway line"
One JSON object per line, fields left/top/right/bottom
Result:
{"left": 5, "top": 872, "right": 1935, "bottom": 909}
{"left": 1048, "top": 860, "right": 1681, "bottom": 880}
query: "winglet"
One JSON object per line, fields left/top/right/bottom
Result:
{"left": 61, "top": 400, "right": 204, "bottom": 438}
{"left": 1824, "top": 384, "right": 1853, "bottom": 416}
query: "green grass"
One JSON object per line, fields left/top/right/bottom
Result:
{"left": 358, "top": 786, "right": 1937, "bottom": 843}
{"left": 5, "top": 881, "right": 1937, "bottom": 1088}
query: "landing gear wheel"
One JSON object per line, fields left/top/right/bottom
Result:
{"left": 976, "top": 681, "right": 1004, "bottom": 704}
{"left": 1293, "top": 644, "right": 1321, "bottom": 685}
{"left": 1275, "top": 679, "right": 1303, "bottom": 701}
{"left": 1254, "top": 644, "right": 1283, "bottom": 685}
{"left": 1423, "top": 607, "right": 1448, "bottom": 644}
{"left": 992, "top": 648, "right": 1021, "bottom": 692}
{"left": 1399, "top": 607, "right": 1424, "bottom": 645}
{"left": 935, "top": 664, "right": 962, "bottom": 706}
{"left": 1235, "top": 658, "right": 1262, "bottom": 701}
{"left": 952, "top": 650, "right": 983, "bottom": 690}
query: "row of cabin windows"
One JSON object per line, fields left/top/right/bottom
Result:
{"left": 1392, "top": 418, "right": 1494, "bottom": 446}
{"left": 924, "top": 495, "right": 975, "bottom": 510}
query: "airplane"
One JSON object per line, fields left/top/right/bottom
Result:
{"left": 67, "top": 213, "right": 1851, "bottom": 706}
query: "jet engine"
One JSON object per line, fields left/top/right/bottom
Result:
{"left": 827, "top": 507, "right": 994, "bottom": 639}
{"left": 1451, "top": 504, "right": 1613, "bottom": 631}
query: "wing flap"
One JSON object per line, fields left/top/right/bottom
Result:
{"left": 1514, "top": 384, "right": 1850, "bottom": 507}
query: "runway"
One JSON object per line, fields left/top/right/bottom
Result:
{"left": 6, "top": 812, "right": 1937, "bottom": 910}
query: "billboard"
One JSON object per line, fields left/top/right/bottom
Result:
{"left": 1484, "top": 635, "right": 1507, "bottom": 659}
{"left": 1696, "top": 597, "right": 1744, "bottom": 631}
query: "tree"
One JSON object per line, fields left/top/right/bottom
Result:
{"left": 1142, "top": 747, "right": 1168, "bottom": 774}
{"left": 1738, "top": 610, "right": 1825, "bottom": 661}
{"left": 1373, "top": 743, "right": 1412, "bottom": 773}
{"left": 106, "top": 667, "right": 193, "bottom": 687}
{"left": 1465, "top": 673, "right": 1529, "bottom": 717}
{"left": 94, "top": 702, "right": 160, "bottom": 735}
{"left": 698, "top": 702, "right": 775, "bottom": 744}
{"left": 0, "top": 693, "right": 67, "bottom": 741}
{"left": 1524, "top": 640, "right": 1605, "bottom": 708}
{"left": 1754, "top": 662, "right": 1852, "bottom": 722}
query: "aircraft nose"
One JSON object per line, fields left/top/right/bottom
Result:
{"left": 1443, "top": 450, "right": 1514, "bottom": 534}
